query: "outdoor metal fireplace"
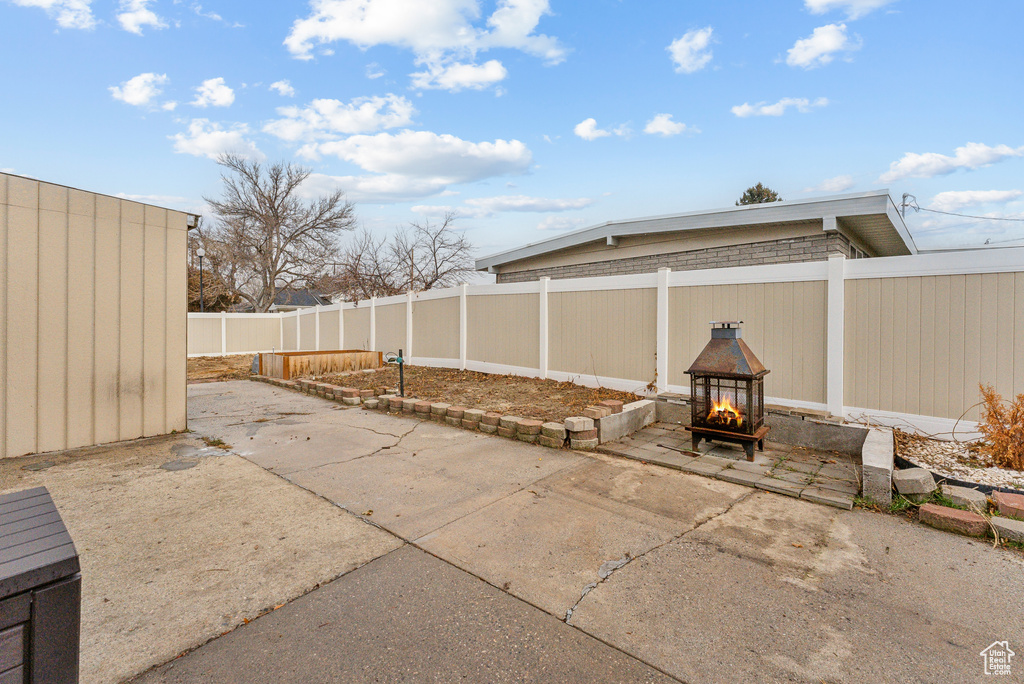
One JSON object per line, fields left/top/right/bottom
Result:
{"left": 685, "top": 321, "right": 770, "bottom": 461}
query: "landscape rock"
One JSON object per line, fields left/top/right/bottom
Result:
{"left": 992, "top": 491, "right": 1024, "bottom": 520}
{"left": 499, "top": 415, "right": 521, "bottom": 429}
{"left": 570, "top": 438, "right": 599, "bottom": 451}
{"left": 597, "top": 399, "right": 623, "bottom": 414}
{"left": 541, "top": 422, "right": 567, "bottom": 439}
{"left": 893, "top": 468, "right": 936, "bottom": 502}
{"left": 564, "top": 417, "right": 594, "bottom": 432}
{"left": 919, "top": 503, "right": 988, "bottom": 537}
{"left": 991, "top": 516, "right": 1024, "bottom": 543}
{"left": 480, "top": 412, "right": 502, "bottom": 426}
{"left": 517, "top": 419, "right": 542, "bottom": 436}
{"left": 464, "top": 409, "right": 485, "bottom": 423}
{"left": 538, "top": 435, "right": 564, "bottom": 449}
{"left": 941, "top": 484, "right": 988, "bottom": 513}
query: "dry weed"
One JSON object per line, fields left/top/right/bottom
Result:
{"left": 978, "top": 384, "right": 1024, "bottom": 471}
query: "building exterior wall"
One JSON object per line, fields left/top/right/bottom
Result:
{"left": 1, "top": 173, "right": 188, "bottom": 459}
{"left": 497, "top": 232, "right": 857, "bottom": 283}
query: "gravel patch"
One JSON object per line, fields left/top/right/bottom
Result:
{"left": 896, "top": 430, "right": 1024, "bottom": 491}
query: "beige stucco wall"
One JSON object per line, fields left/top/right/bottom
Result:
{"left": 466, "top": 294, "right": 539, "bottom": 369}
{"left": 549, "top": 289, "right": 657, "bottom": 386}
{"left": 844, "top": 273, "right": 1024, "bottom": 421}
{"left": 1, "top": 173, "right": 188, "bottom": 459}
{"left": 411, "top": 298, "right": 459, "bottom": 359}
{"left": 667, "top": 281, "right": 828, "bottom": 405}
{"left": 344, "top": 307, "right": 371, "bottom": 349}
{"left": 375, "top": 303, "right": 406, "bottom": 355}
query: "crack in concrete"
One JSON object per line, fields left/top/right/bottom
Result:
{"left": 564, "top": 488, "right": 758, "bottom": 622}
{"left": 287, "top": 422, "right": 425, "bottom": 475}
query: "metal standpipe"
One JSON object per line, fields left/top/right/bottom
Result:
{"left": 397, "top": 349, "right": 405, "bottom": 397}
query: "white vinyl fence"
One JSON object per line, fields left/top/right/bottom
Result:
{"left": 188, "top": 247, "right": 1024, "bottom": 436}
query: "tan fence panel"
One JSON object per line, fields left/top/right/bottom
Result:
{"left": 188, "top": 316, "right": 222, "bottom": 355}
{"left": 375, "top": 303, "right": 406, "bottom": 355}
{"left": 298, "top": 310, "right": 316, "bottom": 350}
{"left": 844, "top": 273, "right": 1024, "bottom": 421}
{"left": 549, "top": 289, "right": 656, "bottom": 387}
{"left": 318, "top": 308, "right": 340, "bottom": 350}
{"left": 344, "top": 307, "right": 371, "bottom": 349}
{"left": 467, "top": 294, "right": 540, "bottom": 370}
{"left": 282, "top": 315, "right": 298, "bottom": 350}
{"left": 667, "top": 281, "right": 828, "bottom": 405}
{"left": 2, "top": 173, "right": 188, "bottom": 459}
{"left": 412, "top": 297, "right": 459, "bottom": 359}
{"left": 226, "top": 316, "right": 280, "bottom": 353}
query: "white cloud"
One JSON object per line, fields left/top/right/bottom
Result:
{"left": 731, "top": 97, "right": 828, "bottom": 117}
{"left": 930, "top": 190, "right": 1023, "bottom": 212}
{"left": 414, "top": 194, "right": 592, "bottom": 218}
{"left": 314, "top": 129, "right": 530, "bottom": 178}
{"left": 283, "top": 0, "right": 564, "bottom": 90}
{"left": 9, "top": 0, "right": 94, "bottom": 28}
{"left": 299, "top": 172, "right": 451, "bottom": 203}
{"left": 269, "top": 80, "right": 296, "bottom": 97}
{"left": 667, "top": 27, "right": 713, "bottom": 74}
{"left": 879, "top": 143, "right": 1024, "bottom": 182}
{"left": 786, "top": 23, "right": 859, "bottom": 69}
{"left": 299, "top": 130, "right": 532, "bottom": 201}
{"left": 191, "top": 77, "right": 235, "bottom": 107}
{"left": 574, "top": 118, "right": 609, "bottom": 141}
{"left": 537, "top": 216, "right": 584, "bottom": 231}
{"left": 366, "top": 62, "right": 385, "bottom": 79}
{"left": 117, "top": 0, "right": 167, "bottom": 34}
{"left": 170, "top": 119, "right": 262, "bottom": 159}
{"left": 804, "top": 0, "right": 897, "bottom": 19}
{"left": 410, "top": 59, "right": 507, "bottom": 91}
{"left": 109, "top": 72, "right": 168, "bottom": 107}
{"left": 263, "top": 94, "right": 415, "bottom": 141}
{"left": 643, "top": 113, "right": 688, "bottom": 137}
{"left": 806, "top": 175, "right": 855, "bottom": 193}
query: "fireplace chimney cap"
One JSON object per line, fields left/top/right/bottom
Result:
{"left": 687, "top": 322, "right": 769, "bottom": 379}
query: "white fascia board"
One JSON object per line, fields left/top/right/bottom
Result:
{"left": 885, "top": 194, "right": 919, "bottom": 255}
{"left": 474, "top": 190, "right": 896, "bottom": 271}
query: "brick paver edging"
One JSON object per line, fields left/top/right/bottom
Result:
{"left": 250, "top": 375, "right": 597, "bottom": 453}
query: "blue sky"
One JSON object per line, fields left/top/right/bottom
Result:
{"left": 2, "top": 0, "right": 1023, "bottom": 263}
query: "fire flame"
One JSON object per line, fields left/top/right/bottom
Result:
{"left": 708, "top": 395, "right": 743, "bottom": 428}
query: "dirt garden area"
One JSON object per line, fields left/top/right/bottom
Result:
{"left": 187, "top": 355, "right": 642, "bottom": 423}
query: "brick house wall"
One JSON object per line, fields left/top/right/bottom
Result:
{"left": 495, "top": 232, "right": 862, "bottom": 283}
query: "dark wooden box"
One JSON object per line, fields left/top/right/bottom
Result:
{"left": 0, "top": 487, "right": 81, "bottom": 684}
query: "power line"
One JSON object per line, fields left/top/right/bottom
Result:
{"left": 917, "top": 206, "right": 1024, "bottom": 222}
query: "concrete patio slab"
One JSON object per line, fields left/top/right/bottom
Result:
{"left": 134, "top": 545, "right": 675, "bottom": 684}
{"left": 0, "top": 433, "right": 401, "bottom": 684}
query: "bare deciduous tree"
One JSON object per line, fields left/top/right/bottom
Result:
{"left": 330, "top": 212, "right": 475, "bottom": 301}
{"left": 200, "top": 154, "right": 356, "bottom": 311}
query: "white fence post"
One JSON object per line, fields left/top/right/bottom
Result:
{"left": 406, "top": 291, "right": 414, "bottom": 357}
{"left": 315, "top": 305, "right": 321, "bottom": 351}
{"left": 369, "top": 297, "right": 376, "bottom": 351}
{"left": 827, "top": 254, "right": 846, "bottom": 417}
{"left": 296, "top": 311, "right": 301, "bottom": 351}
{"left": 220, "top": 312, "right": 227, "bottom": 356}
{"left": 459, "top": 283, "right": 468, "bottom": 370}
{"left": 656, "top": 268, "right": 670, "bottom": 393}
{"left": 539, "top": 277, "right": 549, "bottom": 379}
{"left": 338, "top": 303, "right": 344, "bottom": 350}
{"left": 279, "top": 313, "right": 284, "bottom": 350}
{"left": 313, "top": 309, "right": 321, "bottom": 356}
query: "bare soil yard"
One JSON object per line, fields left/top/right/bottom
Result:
{"left": 321, "top": 365, "right": 643, "bottom": 423}
{"left": 188, "top": 354, "right": 254, "bottom": 383}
